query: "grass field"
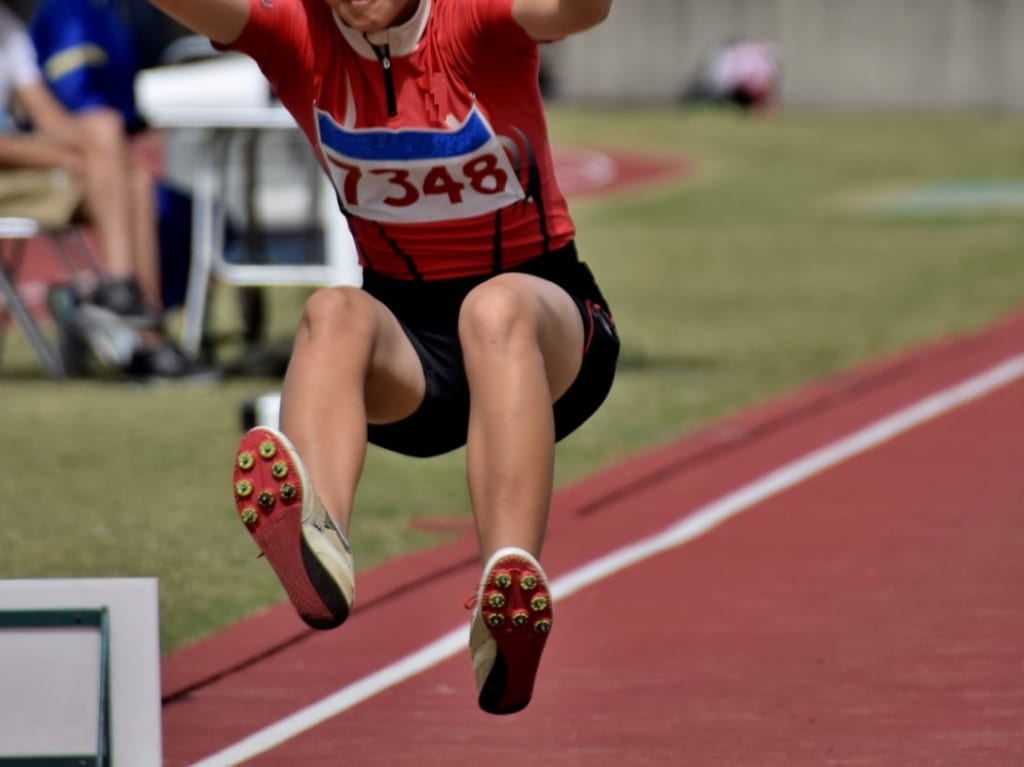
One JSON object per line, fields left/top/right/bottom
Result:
{"left": 2, "top": 107, "right": 1023, "bottom": 654}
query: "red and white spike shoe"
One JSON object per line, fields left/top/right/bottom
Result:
{"left": 232, "top": 427, "right": 354, "bottom": 629}
{"left": 469, "top": 547, "right": 554, "bottom": 714}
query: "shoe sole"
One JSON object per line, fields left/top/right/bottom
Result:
{"left": 232, "top": 428, "right": 350, "bottom": 630}
{"left": 477, "top": 549, "right": 554, "bottom": 715}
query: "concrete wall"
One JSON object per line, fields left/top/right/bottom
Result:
{"left": 548, "top": 0, "right": 1024, "bottom": 111}
{"left": 10, "top": 0, "right": 1022, "bottom": 111}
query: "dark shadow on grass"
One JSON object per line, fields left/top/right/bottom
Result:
{"left": 216, "top": 336, "right": 293, "bottom": 379}
{"left": 616, "top": 346, "right": 721, "bottom": 373}
{"left": 2, "top": 339, "right": 719, "bottom": 383}
{"left": 0, "top": 367, "right": 64, "bottom": 382}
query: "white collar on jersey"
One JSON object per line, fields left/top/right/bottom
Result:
{"left": 333, "top": 0, "right": 432, "bottom": 59}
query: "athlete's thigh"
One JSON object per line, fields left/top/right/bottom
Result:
{"left": 362, "top": 292, "right": 428, "bottom": 424}
{"left": 463, "top": 272, "right": 585, "bottom": 400}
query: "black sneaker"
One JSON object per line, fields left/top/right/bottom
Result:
{"left": 91, "top": 277, "right": 161, "bottom": 329}
{"left": 124, "top": 338, "right": 220, "bottom": 383}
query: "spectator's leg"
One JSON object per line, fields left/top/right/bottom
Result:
{"left": 75, "top": 110, "right": 134, "bottom": 279}
{"left": 128, "top": 164, "right": 162, "bottom": 312}
{"left": 75, "top": 109, "right": 161, "bottom": 314}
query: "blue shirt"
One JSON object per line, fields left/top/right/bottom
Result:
{"left": 29, "top": 0, "right": 143, "bottom": 130}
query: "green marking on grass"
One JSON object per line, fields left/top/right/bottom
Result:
{"left": 873, "top": 179, "right": 1024, "bottom": 214}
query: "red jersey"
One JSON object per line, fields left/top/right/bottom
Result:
{"left": 227, "top": 0, "right": 575, "bottom": 280}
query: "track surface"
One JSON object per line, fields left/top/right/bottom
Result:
{"left": 157, "top": 147, "right": 1020, "bottom": 765}
{"left": 162, "top": 303, "right": 1024, "bottom": 766}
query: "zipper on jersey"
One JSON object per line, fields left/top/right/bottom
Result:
{"left": 369, "top": 42, "right": 398, "bottom": 117}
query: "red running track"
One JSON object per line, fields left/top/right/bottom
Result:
{"left": 162, "top": 307, "right": 1024, "bottom": 766}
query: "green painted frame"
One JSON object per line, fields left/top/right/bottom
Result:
{"left": 0, "top": 609, "right": 110, "bottom": 767}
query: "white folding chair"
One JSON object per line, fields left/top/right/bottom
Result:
{"left": 177, "top": 125, "right": 360, "bottom": 359}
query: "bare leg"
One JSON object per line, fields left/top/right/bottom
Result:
{"left": 127, "top": 164, "right": 162, "bottom": 313}
{"left": 278, "top": 286, "right": 425, "bottom": 534}
{"left": 458, "top": 274, "right": 585, "bottom": 562}
{"left": 74, "top": 109, "right": 137, "bottom": 281}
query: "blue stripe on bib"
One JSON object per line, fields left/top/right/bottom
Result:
{"left": 317, "top": 108, "right": 492, "bottom": 162}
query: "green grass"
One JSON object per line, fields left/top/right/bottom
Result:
{"left": 2, "top": 108, "right": 1023, "bottom": 653}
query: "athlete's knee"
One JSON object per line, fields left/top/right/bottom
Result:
{"left": 298, "top": 286, "right": 377, "bottom": 341}
{"left": 458, "top": 277, "right": 536, "bottom": 352}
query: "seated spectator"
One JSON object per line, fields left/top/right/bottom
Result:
{"left": 30, "top": 0, "right": 196, "bottom": 314}
{"left": 681, "top": 38, "right": 782, "bottom": 113}
{"left": 0, "top": 1, "right": 206, "bottom": 379}
{"left": 31, "top": 0, "right": 148, "bottom": 133}
{"left": 31, "top": 0, "right": 257, "bottom": 358}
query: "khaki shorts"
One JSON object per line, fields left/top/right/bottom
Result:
{"left": 0, "top": 168, "right": 83, "bottom": 229}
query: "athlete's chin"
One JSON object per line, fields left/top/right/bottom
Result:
{"left": 328, "top": 0, "right": 397, "bottom": 33}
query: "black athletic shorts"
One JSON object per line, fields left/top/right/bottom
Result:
{"left": 361, "top": 241, "right": 620, "bottom": 458}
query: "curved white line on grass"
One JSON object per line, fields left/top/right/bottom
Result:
{"left": 553, "top": 146, "right": 617, "bottom": 194}
{"left": 190, "top": 353, "right": 1024, "bottom": 767}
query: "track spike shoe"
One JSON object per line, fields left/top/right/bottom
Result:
{"left": 232, "top": 427, "right": 354, "bottom": 630}
{"left": 469, "top": 547, "right": 553, "bottom": 715}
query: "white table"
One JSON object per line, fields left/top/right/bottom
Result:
{"left": 140, "top": 102, "right": 359, "bottom": 360}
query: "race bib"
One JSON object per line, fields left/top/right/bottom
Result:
{"left": 316, "top": 106, "right": 526, "bottom": 224}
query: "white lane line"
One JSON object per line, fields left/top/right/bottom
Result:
{"left": 190, "top": 352, "right": 1024, "bottom": 766}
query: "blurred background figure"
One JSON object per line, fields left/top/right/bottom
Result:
{"left": 0, "top": 0, "right": 206, "bottom": 379}
{"left": 680, "top": 38, "right": 782, "bottom": 113}
{"left": 31, "top": 0, "right": 283, "bottom": 366}
{"left": 28, "top": 0, "right": 195, "bottom": 317}
{"left": 31, "top": 0, "right": 152, "bottom": 133}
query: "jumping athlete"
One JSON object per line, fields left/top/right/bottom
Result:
{"left": 148, "top": 0, "right": 618, "bottom": 714}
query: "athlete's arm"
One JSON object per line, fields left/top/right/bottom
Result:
{"left": 147, "top": 0, "right": 250, "bottom": 46}
{"left": 510, "top": 0, "right": 612, "bottom": 41}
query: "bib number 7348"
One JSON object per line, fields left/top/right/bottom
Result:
{"left": 324, "top": 150, "right": 526, "bottom": 224}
